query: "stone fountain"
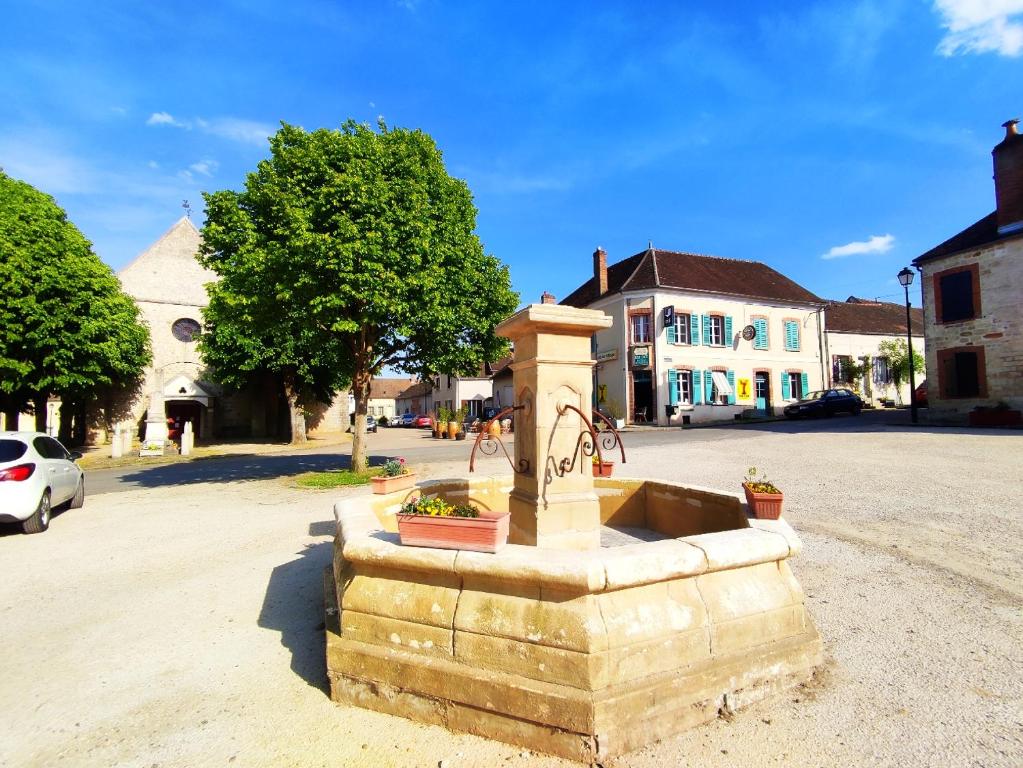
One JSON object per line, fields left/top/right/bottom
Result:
{"left": 326, "top": 304, "right": 821, "bottom": 762}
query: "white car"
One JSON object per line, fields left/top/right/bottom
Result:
{"left": 0, "top": 431, "right": 85, "bottom": 533}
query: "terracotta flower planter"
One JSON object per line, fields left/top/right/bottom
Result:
{"left": 592, "top": 461, "right": 614, "bottom": 478}
{"left": 447, "top": 421, "right": 459, "bottom": 439}
{"left": 742, "top": 483, "right": 783, "bottom": 520}
{"left": 371, "top": 472, "right": 417, "bottom": 495}
{"left": 397, "top": 510, "right": 510, "bottom": 553}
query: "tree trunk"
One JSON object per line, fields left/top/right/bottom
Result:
{"left": 33, "top": 395, "right": 48, "bottom": 433}
{"left": 72, "top": 400, "right": 88, "bottom": 447}
{"left": 283, "top": 375, "right": 307, "bottom": 444}
{"left": 58, "top": 399, "right": 74, "bottom": 445}
{"left": 2, "top": 408, "right": 18, "bottom": 431}
{"left": 350, "top": 367, "right": 372, "bottom": 473}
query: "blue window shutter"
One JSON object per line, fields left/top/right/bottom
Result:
{"left": 801, "top": 372, "right": 809, "bottom": 397}
{"left": 781, "top": 371, "right": 791, "bottom": 400}
{"left": 693, "top": 369, "right": 703, "bottom": 404}
{"left": 690, "top": 313, "right": 699, "bottom": 345}
{"left": 727, "top": 370, "right": 736, "bottom": 405}
{"left": 705, "top": 371, "right": 714, "bottom": 401}
{"left": 666, "top": 314, "right": 677, "bottom": 344}
{"left": 724, "top": 316, "right": 733, "bottom": 345}
{"left": 703, "top": 315, "right": 712, "bottom": 345}
{"left": 754, "top": 318, "right": 767, "bottom": 349}
{"left": 785, "top": 321, "right": 799, "bottom": 351}
{"left": 668, "top": 369, "right": 679, "bottom": 405}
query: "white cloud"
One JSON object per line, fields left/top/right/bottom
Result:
{"left": 188, "top": 159, "right": 218, "bottom": 177}
{"left": 146, "top": 111, "right": 190, "bottom": 128}
{"left": 145, "top": 112, "right": 273, "bottom": 146}
{"left": 934, "top": 0, "right": 1023, "bottom": 56}
{"left": 822, "top": 234, "right": 895, "bottom": 260}
{"left": 147, "top": 160, "right": 160, "bottom": 169}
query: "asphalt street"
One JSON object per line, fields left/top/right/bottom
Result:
{"left": 86, "top": 409, "right": 922, "bottom": 494}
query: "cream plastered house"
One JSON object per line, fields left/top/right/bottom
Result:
{"left": 561, "top": 246, "right": 827, "bottom": 425}
{"left": 912, "top": 119, "right": 1023, "bottom": 420}
{"left": 823, "top": 297, "right": 924, "bottom": 406}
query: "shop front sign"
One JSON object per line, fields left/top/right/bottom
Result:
{"left": 632, "top": 347, "right": 651, "bottom": 368}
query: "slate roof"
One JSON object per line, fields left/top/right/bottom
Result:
{"left": 369, "top": 378, "right": 417, "bottom": 400}
{"left": 561, "top": 248, "right": 823, "bottom": 308}
{"left": 824, "top": 297, "right": 923, "bottom": 336}
{"left": 913, "top": 212, "right": 1007, "bottom": 265}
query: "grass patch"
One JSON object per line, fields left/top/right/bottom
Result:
{"left": 294, "top": 468, "right": 383, "bottom": 488}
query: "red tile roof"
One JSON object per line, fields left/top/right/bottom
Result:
{"left": 369, "top": 378, "right": 417, "bottom": 400}
{"left": 825, "top": 298, "right": 923, "bottom": 336}
{"left": 561, "top": 248, "right": 823, "bottom": 307}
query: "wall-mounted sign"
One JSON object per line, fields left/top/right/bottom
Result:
{"left": 741, "top": 324, "right": 756, "bottom": 341}
{"left": 632, "top": 347, "right": 651, "bottom": 367}
{"left": 596, "top": 348, "right": 618, "bottom": 363}
{"left": 597, "top": 384, "right": 608, "bottom": 403}
{"left": 736, "top": 377, "right": 753, "bottom": 401}
{"left": 663, "top": 306, "right": 675, "bottom": 326}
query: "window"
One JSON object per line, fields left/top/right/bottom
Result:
{"left": 936, "top": 265, "right": 980, "bottom": 323}
{"left": 710, "top": 370, "right": 734, "bottom": 405}
{"left": 873, "top": 357, "right": 892, "bottom": 385}
{"left": 833, "top": 355, "right": 852, "bottom": 383}
{"left": 171, "top": 318, "right": 201, "bottom": 342}
{"left": 668, "top": 369, "right": 693, "bottom": 405}
{"left": 668, "top": 312, "right": 692, "bottom": 345}
{"left": 938, "top": 347, "right": 986, "bottom": 398}
{"left": 631, "top": 313, "right": 651, "bottom": 343}
{"left": 783, "top": 371, "right": 807, "bottom": 400}
{"left": 709, "top": 315, "right": 724, "bottom": 346}
{"left": 752, "top": 317, "right": 768, "bottom": 350}
{"left": 784, "top": 320, "right": 800, "bottom": 351}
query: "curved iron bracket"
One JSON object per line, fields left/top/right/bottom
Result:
{"left": 589, "top": 409, "right": 627, "bottom": 464}
{"left": 468, "top": 405, "right": 528, "bottom": 474}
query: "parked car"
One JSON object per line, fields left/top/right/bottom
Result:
{"left": 365, "top": 416, "right": 378, "bottom": 433}
{"left": 399, "top": 413, "right": 415, "bottom": 427}
{"left": 914, "top": 381, "right": 928, "bottom": 408}
{"left": 413, "top": 415, "right": 433, "bottom": 428}
{"left": 784, "top": 389, "right": 863, "bottom": 419}
{"left": 0, "top": 431, "right": 85, "bottom": 534}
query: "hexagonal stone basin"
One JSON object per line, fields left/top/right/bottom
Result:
{"left": 326, "top": 475, "right": 821, "bottom": 762}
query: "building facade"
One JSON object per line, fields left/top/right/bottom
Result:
{"left": 912, "top": 119, "right": 1023, "bottom": 419}
{"left": 824, "top": 297, "right": 925, "bottom": 406}
{"left": 562, "top": 247, "right": 827, "bottom": 425}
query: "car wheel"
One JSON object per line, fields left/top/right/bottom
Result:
{"left": 22, "top": 490, "right": 51, "bottom": 534}
{"left": 69, "top": 478, "right": 85, "bottom": 509}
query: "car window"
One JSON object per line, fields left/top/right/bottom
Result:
{"left": 0, "top": 439, "right": 29, "bottom": 461}
{"left": 46, "top": 437, "right": 71, "bottom": 460}
{"left": 33, "top": 436, "right": 56, "bottom": 458}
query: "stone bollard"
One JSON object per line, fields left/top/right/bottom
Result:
{"left": 111, "top": 425, "right": 123, "bottom": 458}
{"left": 122, "top": 424, "right": 133, "bottom": 455}
{"left": 181, "top": 422, "right": 193, "bottom": 456}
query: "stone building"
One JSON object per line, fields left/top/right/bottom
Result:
{"left": 118, "top": 217, "right": 348, "bottom": 442}
{"left": 912, "top": 119, "right": 1023, "bottom": 420}
{"left": 561, "top": 246, "right": 827, "bottom": 425}
{"left": 823, "top": 297, "right": 925, "bottom": 406}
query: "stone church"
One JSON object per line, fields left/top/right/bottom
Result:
{"left": 118, "top": 217, "right": 348, "bottom": 442}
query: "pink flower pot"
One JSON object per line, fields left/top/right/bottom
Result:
{"left": 397, "top": 510, "right": 510, "bottom": 553}
{"left": 371, "top": 472, "right": 417, "bottom": 495}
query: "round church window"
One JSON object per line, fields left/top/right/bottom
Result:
{"left": 172, "top": 318, "right": 201, "bottom": 342}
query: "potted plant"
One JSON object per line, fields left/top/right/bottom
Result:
{"left": 431, "top": 413, "right": 442, "bottom": 438}
{"left": 371, "top": 457, "right": 417, "bottom": 494}
{"left": 447, "top": 406, "right": 464, "bottom": 440}
{"left": 742, "top": 466, "right": 783, "bottom": 520}
{"left": 437, "top": 408, "right": 450, "bottom": 438}
{"left": 592, "top": 454, "right": 614, "bottom": 477}
{"left": 396, "top": 495, "right": 510, "bottom": 553}
{"left": 606, "top": 399, "right": 625, "bottom": 430}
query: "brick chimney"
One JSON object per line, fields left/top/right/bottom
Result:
{"left": 540, "top": 291, "right": 556, "bottom": 304}
{"left": 993, "top": 118, "right": 1023, "bottom": 235}
{"left": 592, "top": 247, "right": 608, "bottom": 296}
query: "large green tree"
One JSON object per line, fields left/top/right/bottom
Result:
{"left": 199, "top": 120, "right": 518, "bottom": 470}
{"left": 0, "top": 171, "right": 151, "bottom": 442}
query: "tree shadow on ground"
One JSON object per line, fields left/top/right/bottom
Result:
{"left": 113, "top": 452, "right": 396, "bottom": 489}
{"left": 258, "top": 539, "right": 334, "bottom": 695}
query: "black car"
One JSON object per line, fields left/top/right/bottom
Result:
{"left": 784, "top": 388, "right": 863, "bottom": 419}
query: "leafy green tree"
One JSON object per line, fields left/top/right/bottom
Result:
{"left": 0, "top": 171, "right": 151, "bottom": 442}
{"left": 877, "top": 338, "right": 924, "bottom": 404}
{"left": 199, "top": 120, "right": 518, "bottom": 470}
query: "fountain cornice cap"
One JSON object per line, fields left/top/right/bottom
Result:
{"left": 496, "top": 303, "right": 612, "bottom": 341}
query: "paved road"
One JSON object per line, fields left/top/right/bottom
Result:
{"left": 86, "top": 410, "right": 920, "bottom": 494}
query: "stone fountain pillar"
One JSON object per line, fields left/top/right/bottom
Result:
{"left": 495, "top": 303, "right": 612, "bottom": 550}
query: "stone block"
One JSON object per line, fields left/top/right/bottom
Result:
{"left": 342, "top": 564, "right": 460, "bottom": 628}
{"left": 447, "top": 701, "right": 595, "bottom": 763}
{"left": 684, "top": 528, "right": 789, "bottom": 571}
{"left": 330, "top": 673, "right": 448, "bottom": 728}
{"left": 595, "top": 479, "right": 647, "bottom": 527}
{"left": 341, "top": 610, "right": 453, "bottom": 657}
{"left": 601, "top": 539, "right": 707, "bottom": 589}
{"left": 454, "top": 630, "right": 600, "bottom": 690}
{"left": 710, "top": 604, "right": 808, "bottom": 655}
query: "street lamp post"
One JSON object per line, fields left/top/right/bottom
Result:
{"left": 897, "top": 267, "right": 918, "bottom": 424}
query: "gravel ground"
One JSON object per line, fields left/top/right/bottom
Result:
{"left": 0, "top": 425, "right": 1020, "bottom": 768}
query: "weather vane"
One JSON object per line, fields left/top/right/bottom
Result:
{"left": 182, "top": 199, "right": 191, "bottom": 219}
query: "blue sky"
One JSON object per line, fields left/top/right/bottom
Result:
{"left": 2, "top": 1, "right": 1022, "bottom": 309}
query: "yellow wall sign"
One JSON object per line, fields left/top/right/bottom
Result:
{"left": 736, "top": 377, "right": 753, "bottom": 402}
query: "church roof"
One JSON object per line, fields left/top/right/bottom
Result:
{"left": 118, "top": 217, "right": 216, "bottom": 307}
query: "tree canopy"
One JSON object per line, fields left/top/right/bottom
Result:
{"left": 199, "top": 120, "right": 518, "bottom": 469}
{"left": 0, "top": 171, "right": 151, "bottom": 438}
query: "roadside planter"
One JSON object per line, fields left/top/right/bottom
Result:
{"left": 371, "top": 457, "right": 416, "bottom": 495}
{"left": 592, "top": 459, "right": 614, "bottom": 477}
{"left": 395, "top": 496, "right": 509, "bottom": 553}
{"left": 742, "top": 466, "right": 784, "bottom": 520}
